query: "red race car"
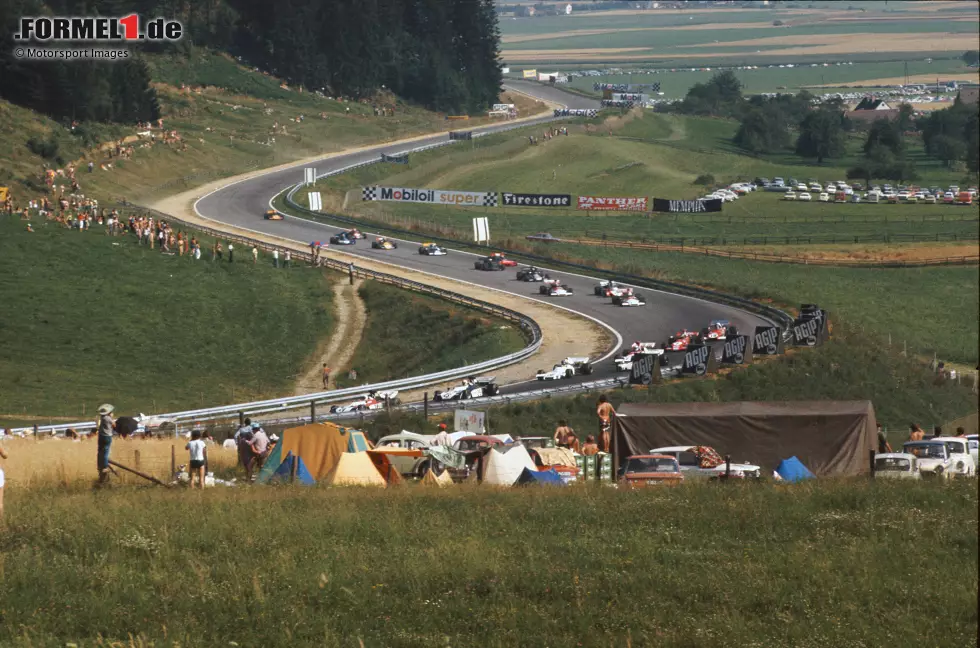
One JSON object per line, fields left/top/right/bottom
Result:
{"left": 665, "top": 330, "right": 701, "bottom": 351}
{"left": 489, "top": 252, "right": 517, "bottom": 267}
{"left": 701, "top": 319, "right": 731, "bottom": 341}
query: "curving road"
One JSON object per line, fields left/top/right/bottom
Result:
{"left": 195, "top": 82, "right": 773, "bottom": 385}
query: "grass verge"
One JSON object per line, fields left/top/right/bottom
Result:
{"left": 1, "top": 480, "right": 975, "bottom": 647}
{"left": 332, "top": 281, "right": 527, "bottom": 389}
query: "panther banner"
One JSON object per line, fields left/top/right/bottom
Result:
{"left": 681, "top": 344, "right": 719, "bottom": 376}
{"left": 381, "top": 153, "right": 409, "bottom": 164}
{"left": 720, "top": 335, "right": 753, "bottom": 365}
{"left": 752, "top": 326, "right": 784, "bottom": 356}
{"left": 502, "top": 192, "right": 572, "bottom": 207}
{"left": 362, "top": 186, "right": 498, "bottom": 207}
{"left": 628, "top": 353, "right": 662, "bottom": 385}
{"left": 577, "top": 196, "right": 648, "bottom": 212}
{"left": 652, "top": 198, "right": 723, "bottom": 213}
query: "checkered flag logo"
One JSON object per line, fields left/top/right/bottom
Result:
{"left": 651, "top": 82, "right": 661, "bottom": 92}
{"left": 362, "top": 186, "right": 377, "bottom": 201}
{"left": 482, "top": 193, "right": 498, "bottom": 207}
{"left": 586, "top": 109, "right": 597, "bottom": 118}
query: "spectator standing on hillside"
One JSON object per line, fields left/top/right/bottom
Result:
{"left": 249, "top": 422, "right": 271, "bottom": 476}
{"left": 596, "top": 395, "right": 614, "bottom": 452}
{"left": 252, "top": 245, "right": 258, "bottom": 264}
{"left": 348, "top": 262, "right": 354, "bottom": 285}
{"left": 0, "top": 442, "right": 8, "bottom": 520}
{"left": 96, "top": 403, "right": 116, "bottom": 483}
{"left": 273, "top": 249, "right": 279, "bottom": 268}
{"left": 908, "top": 424, "right": 925, "bottom": 442}
{"left": 284, "top": 250, "right": 291, "bottom": 268}
{"left": 322, "top": 364, "right": 331, "bottom": 389}
{"left": 228, "top": 242, "right": 234, "bottom": 263}
{"left": 877, "top": 423, "right": 892, "bottom": 453}
{"left": 185, "top": 430, "right": 208, "bottom": 489}
{"left": 932, "top": 426, "right": 943, "bottom": 439}
{"left": 215, "top": 242, "right": 224, "bottom": 261}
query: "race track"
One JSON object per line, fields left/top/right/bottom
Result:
{"left": 195, "top": 82, "right": 773, "bottom": 387}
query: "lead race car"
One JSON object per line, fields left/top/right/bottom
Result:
{"left": 418, "top": 242, "right": 447, "bottom": 256}
{"left": 665, "top": 330, "right": 703, "bottom": 351}
{"left": 536, "top": 357, "right": 594, "bottom": 380}
{"left": 433, "top": 377, "right": 500, "bottom": 401}
{"left": 371, "top": 236, "right": 398, "bottom": 250}
{"left": 329, "top": 390, "right": 400, "bottom": 414}
{"left": 701, "top": 319, "right": 734, "bottom": 340}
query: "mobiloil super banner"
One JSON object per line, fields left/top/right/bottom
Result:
{"left": 362, "top": 186, "right": 498, "bottom": 207}
{"left": 502, "top": 193, "right": 572, "bottom": 207}
{"left": 577, "top": 196, "right": 648, "bottom": 211}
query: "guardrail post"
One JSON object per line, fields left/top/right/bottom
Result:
{"left": 34, "top": 424, "right": 38, "bottom": 441}
{"left": 869, "top": 449, "right": 875, "bottom": 478}
{"left": 311, "top": 401, "right": 317, "bottom": 424}
{"left": 239, "top": 411, "right": 244, "bottom": 427}
{"left": 725, "top": 455, "right": 731, "bottom": 480}
{"left": 424, "top": 392, "right": 429, "bottom": 421}
{"left": 171, "top": 445, "right": 176, "bottom": 477}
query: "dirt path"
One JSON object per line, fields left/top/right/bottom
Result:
{"left": 294, "top": 279, "right": 366, "bottom": 395}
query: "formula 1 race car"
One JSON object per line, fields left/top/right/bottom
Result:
{"left": 615, "top": 343, "right": 664, "bottom": 371}
{"left": 329, "top": 390, "right": 400, "bottom": 413}
{"left": 488, "top": 252, "right": 517, "bottom": 267}
{"left": 433, "top": 377, "right": 500, "bottom": 401}
{"left": 594, "top": 280, "right": 633, "bottom": 298}
{"left": 475, "top": 256, "right": 505, "bottom": 271}
{"left": 347, "top": 228, "right": 366, "bottom": 240}
{"left": 535, "top": 357, "right": 594, "bottom": 380}
{"left": 539, "top": 279, "right": 574, "bottom": 296}
{"left": 371, "top": 237, "right": 398, "bottom": 250}
{"left": 613, "top": 293, "right": 646, "bottom": 307}
{"left": 264, "top": 209, "right": 283, "bottom": 220}
{"left": 418, "top": 243, "right": 447, "bottom": 256}
{"left": 701, "top": 319, "right": 735, "bottom": 340}
{"left": 330, "top": 231, "right": 357, "bottom": 245}
{"left": 665, "top": 330, "right": 703, "bottom": 351}
{"left": 516, "top": 266, "right": 544, "bottom": 282}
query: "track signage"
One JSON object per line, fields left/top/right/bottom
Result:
{"left": 721, "top": 335, "right": 752, "bottom": 365}
{"left": 652, "top": 198, "right": 723, "bottom": 213}
{"left": 362, "top": 186, "right": 497, "bottom": 207}
{"left": 501, "top": 192, "right": 571, "bottom": 207}
{"left": 577, "top": 196, "right": 647, "bottom": 211}
{"left": 752, "top": 326, "right": 783, "bottom": 355}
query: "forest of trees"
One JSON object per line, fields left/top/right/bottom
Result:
{"left": 0, "top": 0, "right": 503, "bottom": 123}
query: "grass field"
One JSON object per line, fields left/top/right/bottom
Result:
{"left": 1, "top": 479, "right": 976, "bottom": 647}
{"left": 331, "top": 281, "right": 527, "bottom": 389}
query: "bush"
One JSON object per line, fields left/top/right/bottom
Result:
{"left": 26, "top": 135, "right": 59, "bottom": 160}
{"left": 694, "top": 173, "right": 715, "bottom": 185}
{"left": 773, "top": 19, "right": 784, "bottom": 26}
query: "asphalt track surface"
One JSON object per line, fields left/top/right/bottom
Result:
{"left": 195, "top": 81, "right": 773, "bottom": 390}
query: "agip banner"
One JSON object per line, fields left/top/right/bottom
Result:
{"left": 577, "top": 196, "right": 648, "bottom": 211}
{"left": 362, "top": 186, "right": 497, "bottom": 207}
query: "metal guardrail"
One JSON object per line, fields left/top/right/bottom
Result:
{"left": 7, "top": 209, "right": 543, "bottom": 436}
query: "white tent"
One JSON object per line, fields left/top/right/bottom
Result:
{"left": 482, "top": 445, "right": 537, "bottom": 486}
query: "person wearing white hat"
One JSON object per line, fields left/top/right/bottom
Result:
{"left": 96, "top": 403, "right": 116, "bottom": 482}
{"left": 0, "top": 442, "right": 8, "bottom": 520}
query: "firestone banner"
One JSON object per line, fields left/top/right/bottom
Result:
{"left": 501, "top": 192, "right": 572, "bottom": 207}
{"left": 362, "top": 186, "right": 498, "bottom": 207}
{"left": 577, "top": 196, "right": 648, "bottom": 211}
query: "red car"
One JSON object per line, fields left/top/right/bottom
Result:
{"left": 489, "top": 252, "right": 517, "bottom": 267}
{"left": 619, "top": 454, "right": 684, "bottom": 488}
{"left": 666, "top": 330, "right": 700, "bottom": 351}
{"left": 701, "top": 320, "right": 731, "bottom": 341}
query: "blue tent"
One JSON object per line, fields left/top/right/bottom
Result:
{"left": 775, "top": 456, "right": 815, "bottom": 483}
{"left": 517, "top": 467, "right": 564, "bottom": 486}
{"left": 269, "top": 452, "right": 316, "bottom": 485}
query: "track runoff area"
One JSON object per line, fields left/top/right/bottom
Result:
{"left": 194, "top": 81, "right": 774, "bottom": 395}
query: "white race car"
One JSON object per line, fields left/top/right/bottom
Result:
{"left": 433, "top": 377, "right": 500, "bottom": 401}
{"left": 418, "top": 243, "right": 447, "bottom": 256}
{"left": 594, "top": 280, "right": 632, "bottom": 298}
{"left": 615, "top": 344, "right": 664, "bottom": 371}
{"left": 539, "top": 279, "right": 574, "bottom": 296}
{"left": 329, "top": 390, "right": 399, "bottom": 413}
{"left": 613, "top": 293, "right": 645, "bottom": 306}
{"left": 535, "top": 357, "right": 593, "bottom": 380}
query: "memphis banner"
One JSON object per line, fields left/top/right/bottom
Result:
{"left": 362, "top": 186, "right": 498, "bottom": 207}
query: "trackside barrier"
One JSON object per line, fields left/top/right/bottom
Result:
{"left": 6, "top": 204, "right": 543, "bottom": 437}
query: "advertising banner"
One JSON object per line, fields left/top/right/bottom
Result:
{"left": 577, "top": 196, "right": 648, "bottom": 211}
{"left": 553, "top": 108, "right": 598, "bottom": 118}
{"left": 594, "top": 82, "right": 661, "bottom": 92}
{"left": 454, "top": 409, "right": 486, "bottom": 434}
{"left": 652, "top": 198, "right": 723, "bottom": 213}
{"left": 628, "top": 353, "right": 662, "bottom": 385}
{"left": 720, "top": 335, "right": 753, "bottom": 365}
{"left": 680, "top": 344, "right": 718, "bottom": 376}
{"left": 448, "top": 131, "right": 473, "bottom": 141}
{"left": 501, "top": 192, "right": 572, "bottom": 207}
{"left": 492, "top": 103, "right": 515, "bottom": 111}
{"left": 362, "top": 186, "right": 498, "bottom": 207}
{"left": 380, "top": 153, "right": 408, "bottom": 164}
{"left": 752, "top": 326, "right": 783, "bottom": 356}
{"left": 523, "top": 69, "right": 537, "bottom": 79}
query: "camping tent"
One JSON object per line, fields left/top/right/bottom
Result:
{"left": 775, "top": 456, "right": 815, "bottom": 482}
{"left": 482, "top": 445, "right": 537, "bottom": 486}
{"left": 614, "top": 401, "right": 877, "bottom": 476}
{"left": 366, "top": 449, "right": 408, "bottom": 485}
{"left": 269, "top": 452, "right": 316, "bottom": 485}
{"left": 322, "top": 452, "right": 386, "bottom": 487}
{"left": 257, "top": 423, "right": 372, "bottom": 483}
{"left": 420, "top": 467, "right": 454, "bottom": 487}
{"left": 517, "top": 467, "right": 564, "bottom": 486}
{"left": 533, "top": 447, "right": 577, "bottom": 468}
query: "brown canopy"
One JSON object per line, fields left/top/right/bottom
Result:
{"left": 613, "top": 401, "right": 877, "bottom": 477}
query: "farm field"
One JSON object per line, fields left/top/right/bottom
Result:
{"left": 1, "top": 479, "right": 975, "bottom": 647}
{"left": 0, "top": 218, "right": 523, "bottom": 425}
{"left": 499, "top": 1, "right": 978, "bottom": 65}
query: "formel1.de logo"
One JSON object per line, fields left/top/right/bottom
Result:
{"left": 15, "top": 15, "right": 182, "bottom": 42}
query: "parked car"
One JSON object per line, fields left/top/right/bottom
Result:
{"left": 375, "top": 432, "right": 431, "bottom": 477}
{"left": 798, "top": 192, "right": 812, "bottom": 201}
{"left": 818, "top": 192, "right": 830, "bottom": 202}
{"left": 650, "top": 446, "right": 762, "bottom": 479}
{"left": 526, "top": 232, "right": 561, "bottom": 243}
{"left": 619, "top": 454, "right": 684, "bottom": 488}
{"left": 874, "top": 453, "right": 921, "bottom": 479}
{"left": 934, "top": 437, "right": 976, "bottom": 477}
{"left": 902, "top": 441, "right": 953, "bottom": 479}
{"left": 966, "top": 434, "right": 978, "bottom": 466}
{"left": 783, "top": 191, "right": 797, "bottom": 201}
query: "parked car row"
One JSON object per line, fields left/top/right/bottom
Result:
{"left": 875, "top": 435, "right": 978, "bottom": 479}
